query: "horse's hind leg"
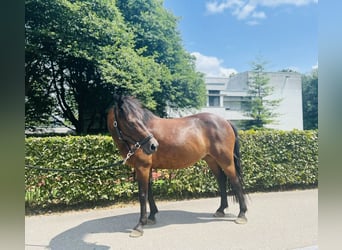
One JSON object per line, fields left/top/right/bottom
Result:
{"left": 222, "top": 165, "right": 248, "bottom": 224}
{"left": 214, "top": 168, "right": 228, "bottom": 217}
{"left": 205, "top": 157, "right": 228, "bottom": 217}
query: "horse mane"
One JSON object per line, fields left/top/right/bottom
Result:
{"left": 119, "top": 96, "right": 157, "bottom": 124}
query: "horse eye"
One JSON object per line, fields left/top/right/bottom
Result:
{"left": 126, "top": 118, "right": 137, "bottom": 128}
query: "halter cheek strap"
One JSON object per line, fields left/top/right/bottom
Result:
{"left": 113, "top": 107, "right": 154, "bottom": 164}
{"left": 113, "top": 120, "right": 122, "bottom": 140}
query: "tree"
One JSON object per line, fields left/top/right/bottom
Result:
{"left": 302, "top": 68, "right": 318, "bottom": 130}
{"left": 25, "top": 0, "right": 170, "bottom": 134}
{"left": 25, "top": 0, "right": 206, "bottom": 134}
{"left": 116, "top": 0, "right": 206, "bottom": 115}
{"left": 242, "top": 58, "right": 281, "bottom": 129}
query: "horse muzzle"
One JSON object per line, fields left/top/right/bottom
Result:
{"left": 143, "top": 137, "right": 159, "bottom": 155}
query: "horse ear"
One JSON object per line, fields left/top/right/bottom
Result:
{"left": 113, "top": 93, "right": 123, "bottom": 106}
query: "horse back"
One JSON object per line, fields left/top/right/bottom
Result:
{"left": 148, "top": 112, "right": 235, "bottom": 169}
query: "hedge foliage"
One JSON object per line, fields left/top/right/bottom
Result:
{"left": 25, "top": 130, "right": 318, "bottom": 209}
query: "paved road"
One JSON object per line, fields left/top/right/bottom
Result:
{"left": 25, "top": 189, "right": 317, "bottom": 250}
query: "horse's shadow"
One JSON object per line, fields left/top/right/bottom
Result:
{"left": 48, "top": 210, "right": 237, "bottom": 250}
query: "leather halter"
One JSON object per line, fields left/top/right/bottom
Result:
{"left": 113, "top": 106, "right": 154, "bottom": 163}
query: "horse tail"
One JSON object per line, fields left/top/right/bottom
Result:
{"left": 231, "top": 123, "right": 242, "bottom": 178}
{"left": 229, "top": 122, "right": 246, "bottom": 195}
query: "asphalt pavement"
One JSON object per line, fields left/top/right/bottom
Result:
{"left": 25, "top": 189, "right": 318, "bottom": 250}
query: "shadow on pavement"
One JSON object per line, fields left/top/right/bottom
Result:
{"left": 48, "top": 210, "right": 237, "bottom": 250}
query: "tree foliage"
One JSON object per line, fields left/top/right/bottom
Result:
{"left": 302, "top": 68, "right": 318, "bottom": 130}
{"left": 25, "top": 0, "right": 206, "bottom": 134}
{"left": 116, "top": 0, "right": 206, "bottom": 115}
{"left": 242, "top": 58, "right": 281, "bottom": 129}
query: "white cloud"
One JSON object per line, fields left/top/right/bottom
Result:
{"left": 234, "top": 3, "right": 256, "bottom": 20}
{"left": 206, "top": 0, "right": 243, "bottom": 14}
{"left": 206, "top": 0, "right": 317, "bottom": 24}
{"left": 312, "top": 62, "right": 318, "bottom": 70}
{"left": 191, "top": 52, "right": 237, "bottom": 77}
{"left": 256, "top": 0, "right": 318, "bottom": 7}
{"left": 252, "top": 11, "right": 266, "bottom": 19}
{"left": 246, "top": 20, "right": 261, "bottom": 26}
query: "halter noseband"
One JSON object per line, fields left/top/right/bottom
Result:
{"left": 113, "top": 107, "right": 154, "bottom": 164}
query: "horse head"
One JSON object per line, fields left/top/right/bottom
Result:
{"left": 113, "top": 95, "right": 159, "bottom": 155}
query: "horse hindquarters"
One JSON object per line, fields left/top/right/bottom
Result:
{"left": 207, "top": 121, "right": 247, "bottom": 223}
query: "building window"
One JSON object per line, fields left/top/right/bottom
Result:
{"left": 223, "top": 96, "right": 251, "bottom": 111}
{"left": 208, "top": 90, "right": 220, "bottom": 107}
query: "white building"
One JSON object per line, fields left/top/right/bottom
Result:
{"left": 201, "top": 71, "right": 303, "bottom": 130}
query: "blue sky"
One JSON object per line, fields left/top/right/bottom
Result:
{"left": 163, "top": 0, "right": 318, "bottom": 76}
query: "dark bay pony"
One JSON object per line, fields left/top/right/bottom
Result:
{"left": 107, "top": 95, "right": 247, "bottom": 237}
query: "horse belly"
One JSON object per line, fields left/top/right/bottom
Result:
{"left": 152, "top": 140, "right": 207, "bottom": 169}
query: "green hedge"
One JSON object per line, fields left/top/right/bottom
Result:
{"left": 25, "top": 130, "right": 318, "bottom": 210}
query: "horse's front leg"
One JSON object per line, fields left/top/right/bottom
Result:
{"left": 130, "top": 167, "right": 150, "bottom": 238}
{"left": 147, "top": 175, "right": 158, "bottom": 224}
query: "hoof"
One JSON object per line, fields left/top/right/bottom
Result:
{"left": 129, "top": 229, "right": 143, "bottom": 238}
{"left": 213, "top": 211, "right": 225, "bottom": 217}
{"left": 235, "top": 216, "right": 247, "bottom": 224}
{"left": 147, "top": 218, "right": 156, "bottom": 225}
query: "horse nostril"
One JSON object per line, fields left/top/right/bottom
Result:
{"left": 150, "top": 143, "right": 157, "bottom": 152}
